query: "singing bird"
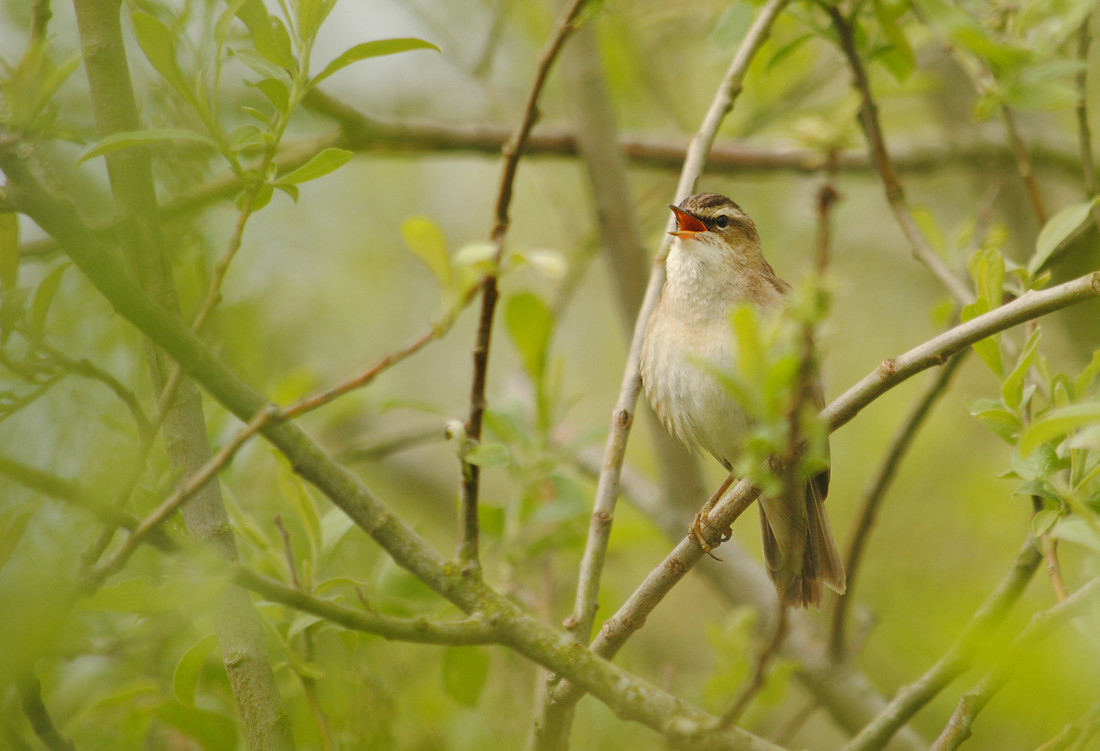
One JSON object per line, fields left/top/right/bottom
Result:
{"left": 640, "top": 193, "right": 846, "bottom": 608}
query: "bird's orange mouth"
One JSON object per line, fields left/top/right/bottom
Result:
{"left": 668, "top": 205, "right": 707, "bottom": 239}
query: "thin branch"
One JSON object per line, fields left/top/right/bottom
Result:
{"left": 16, "top": 670, "right": 75, "bottom": 751}
{"left": 822, "top": 272, "right": 1100, "bottom": 433}
{"left": 829, "top": 350, "right": 968, "bottom": 661}
{"left": 930, "top": 578, "right": 1100, "bottom": 751}
{"left": 845, "top": 535, "right": 1042, "bottom": 751}
{"left": 1001, "top": 107, "right": 1047, "bottom": 224}
{"left": 457, "top": 0, "right": 590, "bottom": 571}
{"left": 826, "top": 6, "right": 974, "bottom": 305}
{"left": 234, "top": 567, "right": 501, "bottom": 644}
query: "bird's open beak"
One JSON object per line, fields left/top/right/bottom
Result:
{"left": 668, "top": 205, "right": 707, "bottom": 239}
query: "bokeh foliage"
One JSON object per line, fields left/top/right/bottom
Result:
{"left": 2, "top": 0, "right": 1100, "bottom": 750}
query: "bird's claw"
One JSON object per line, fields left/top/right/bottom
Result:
{"left": 690, "top": 512, "right": 732, "bottom": 559}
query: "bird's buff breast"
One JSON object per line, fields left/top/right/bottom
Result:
{"left": 640, "top": 310, "right": 749, "bottom": 468}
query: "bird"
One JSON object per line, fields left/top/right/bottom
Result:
{"left": 639, "top": 192, "right": 845, "bottom": 608}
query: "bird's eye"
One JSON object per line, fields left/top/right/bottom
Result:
{"left": 715, "top": 216, "right": 731, "bottom": 230}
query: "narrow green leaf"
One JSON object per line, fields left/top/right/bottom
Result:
{"left": 298, "top": 0, "right": 337, "bottom": 41}
{"left": 273, "top": 182, "right": 299, "bottom": 203}
{"left": 730, "top": 304, "right": 765, "bottom": 385}
{"left": 233, "top": 48, "right": 292, "bottom": 86}
{"left": 0, "top": 506, "right": 32, "bottom": 569}
{"left": 442, "top": 646, "right": 490, "bottom": 707}
{"left": 78, "top": 129, "right": 221, "bottom": 164}
{"left": 1052, "top": 517, "right": 1100, "bottom": 553}
{"left": 1030, "top": 197, "right": 1099, "bottom": 275}
{"left": 873, "top": 0, "right": 916, "bottom": 81}
{"left": 279, "top": 147, "right": 353, "bottom": 184}
{"left": 505, "top": 292, "right": 553, "bottom": 383}
{"left": 228, "top": 124, "right": 265, "bottom": 153}
{"left": 28, "top": 262, "right": 69, "bottom": 332}
{"left": 247, "top": 77, "right": 290, "bottom": 114}
{"left": 1074, "top": 348, "right": 1100, "bottom": 398}
{"left": 1001, "top": 327, "right": 1041, "bottom": 411}
{"left": 0, "top": 212, "right": 19, "bottom": 293}
{"left": 1030, "top": 508, "right": 1061, "bottom": 537}
{"left": 215, "top": 0, "right": 249, "bottom": 49}
{"left": 310, "top": 38, "right": 441, "bottom": 88}
{"left": 131, "top": 12, "right": 199, "bottom": 111}
{"left": 173, "top": 634, "right": 218, "bottom": 706}
{"left": 235, "top": 0, "right": 295, "bottom": 70}
{"left": 319, "top": 507, "right": 354, "bottom": 565}
{"left": 277, "top": 468, "right": 321, "bottom": 561}
{"left": 400, "top": 216, "right": 452, "bottom": 289}
{"left": 1018, "top": 401, "right": 1100, "bottom": 456}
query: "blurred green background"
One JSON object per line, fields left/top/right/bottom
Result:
{"left": 2, "top": 0, "right": 1100, "bottom": 749}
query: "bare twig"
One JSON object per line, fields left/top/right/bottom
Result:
{"left": 930, "top": 578, "right": 1100, "bottom": 751}
{"left": 829, "top": 350, "right": 968, "bottom": 661}
{"left": 458, "top": 0, "right": 590, "bottom": 571}
{"left": 845, "top": 535, "right": 1042, "bottom": 751}
{"left": 826, "top": 6, "right": 974, "bottom": 305}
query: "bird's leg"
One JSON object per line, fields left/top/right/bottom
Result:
{"left": 690, "top": 474, "right": 735, "bottom": 553}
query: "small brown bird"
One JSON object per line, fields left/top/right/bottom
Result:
{"left": 640, "top": 193, "right": 845, "bottom": 608}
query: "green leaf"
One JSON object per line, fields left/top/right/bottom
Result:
{"left": 1052, "top": 516, "right": 1100, "bottom": 553}
{"left": 729, "top": 304, "right": 765, "bottom": 386}
{"left": 233, "top": 48, "right": 292, "bottom": 86}
{"left": 78, "top": 129, "right": 221, "bottom": 165}
{"left": 298, "top": 0, "right": 338, "bottom": 41}
{"left": 401, "top": 216, "right": 452, "bottom": 289}
{"left": 442, "top": 646, "right": 489, "bottom": 707}
{"left": 310, "top": 38, "right": 441, "bottom": 88}
{"left": 1018, "top": 401, "right": 1100, "bottom": 456}
{"left": 0, "top": 506, "right": 32, "bottom": 570}
{"left": 235, "top": 0, "right": 295, "bottom": 70}
{"left": 0, "top": 212, "right": 19, "bottom": 294}
{"left": 215, "top": 0, "right": 249, "bottom": 49}
{"left": 464, "top": 443, "right": 510, "bottom": 467}
{"left": 173, "top": 634, "right": 219, "bottom": 706}
{"left": 131, "top": 12, "right": 201, "bottom": 113}
{"left": 963, "top": 247, "right": 1005, "bottom": 377}
{"left": 248, "top": 77, "right": 290, "bottom": 114}
{"left": 505, "top": 292, "right": 554, "bottom": 383}
{"left": 279, "top": 147, "right": 353, "bottom": 185}
{"left": 1011, "top": 441, "right": 1061, "bottom": 482}
{"left": 1074, "top": 348, "right": 1100, "bottom": 398}
{"left": 278, "top": 468, "right": 321, "bottom": 561}
{"left": 319, "top": 507, "right": 354, "bottom": 566}
{"left": 1001, "top": 327, "right": 1041, "bottom": 411}
{"left": 969, "top": 399, "right": 1022, "bottom": 443}
{"left": 28, "top": 262, "right": 69, "bottom": 332}
{"left": 1030, "top": 197, "right": 1099, "bottom": 275}
{"left": 1031, "top": 508, "right": 1061, "bottom": 537}
{"left": 873, "top": 0, "right": 916, "bottom": 81}
{"left": 228, "top": 124, "right": 266, "bottom": 153}
{"left": 155, "top": 702, "right": 238, "bottom": 750}
{"left": 710, "top": 3, "right": 754, "bottom": 49}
